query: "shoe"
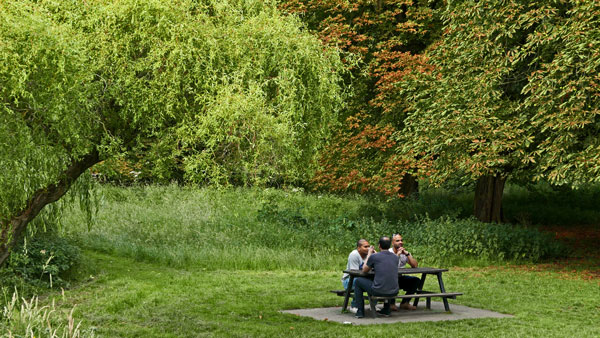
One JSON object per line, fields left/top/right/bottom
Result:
{"left": 355, "top": 311, "right": 364, "bottom": 318}
{"left": 399, "top": 303, "right": 417, "bottom": 310}
{"left": 348, "top": 307, "right": 358, "bottom": 314}
{"left": 376, "top": 309, "right": 391, "bottom": 317}
{"left": 390, "top": 305, "right": 399, "bottom": 312}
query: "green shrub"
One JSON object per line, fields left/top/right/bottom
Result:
{"left": 251, "top": 195, "right": 565, "bottom": 265}
{"left": 394, "top": 216, "right": 567, "bottom": 265}
{"left": 5, "top": 233, "right": 80, "bottom": 288}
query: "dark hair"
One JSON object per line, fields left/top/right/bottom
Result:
{"left": 357, "top": 239, "right": 368, "bottom": 248}
{"left": 379, "top": 236, "right": 391, "bottom": 250}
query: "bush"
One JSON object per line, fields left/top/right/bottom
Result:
{"left": 394, "top": 216, "right": 567, "bottom": 265}
{"left": 5, "top": 233, "right": 80, "bottom": 288}
{"left": 255, "top": 196, "right": 565, "bottom": 264}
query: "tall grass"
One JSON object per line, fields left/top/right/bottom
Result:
{"left": 0, "top": 291, "right": 93, "bottom": 338}
{"left": 59, "top": 184, "right": 564, "bottom": 270}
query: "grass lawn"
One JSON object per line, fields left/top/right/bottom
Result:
{"left": 49, "top": 250, "right": 598, "bottom": 337}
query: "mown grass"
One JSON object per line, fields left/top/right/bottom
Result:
{"left": 24, "top": 250, "right": 600, "bottom": 337}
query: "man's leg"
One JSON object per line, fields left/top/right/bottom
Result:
{"left": 371, "top": 291, "right": 396, "bottom": 316}
{"left": 398, "top": 275, "right": 420, "bottom": 310}
{"left": 353, "top": 277, "right": 374, "bottom": 318}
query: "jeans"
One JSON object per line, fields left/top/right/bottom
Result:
{"left": 354, "top": 277, "right": 397, "bottom": 314}
{"left": 342, "top": 278, "right": 357, "bottom": 308}
{"left": 390, "top": 275, "right": 420, "bottom": 305}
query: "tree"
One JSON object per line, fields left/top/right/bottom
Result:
{"left": 523, "top": 1, "right": 600, "bottom": 187}
{"left": 399, "top": 0, "right": 599, "bottom": 222}
{"left": 0, "top": 0, "right": 345, "bottom": 266}
{"left": 280, "top": 0, "right": 443, "bottom": 197}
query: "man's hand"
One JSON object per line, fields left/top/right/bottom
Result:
{"left": 363, "top": 246, "right": 376, "bottom": 272}
{"left": 398, "top": 247, "right": 409, "bottom": 256}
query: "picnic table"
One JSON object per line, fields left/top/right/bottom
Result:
{"left": 339, "top": 267, "right": 462, "bottom": 315}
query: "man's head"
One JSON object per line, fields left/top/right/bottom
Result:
{"left": 357, "top": 239, "right": 370, "bottom": 256}
{"left": 392, "top": 233, "right": 403, "bottom": 250}
{"left": 378, "top": 236, "right": 391, "bottom": 250}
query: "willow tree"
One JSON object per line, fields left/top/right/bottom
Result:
{"left": 0, "top": 0, "right": 345, "bottom": 266}
{"left": 398, "top": 0, "right": 582, "bottom": 222}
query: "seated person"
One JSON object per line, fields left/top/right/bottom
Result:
{"left": 353, "top": 236, "right": 399, "bottom": 318}
{"left": 341, "top": 239, "right": 372, "bottom": 313}
{"left": 389, "top": 233, "right": 420, "bottom": 311}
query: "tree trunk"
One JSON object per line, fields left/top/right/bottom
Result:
{"left": 473, "top": 175, "right": 506, "bottom": 223}
{"left": 0, "top": 151, "right": 100, "bottom": 267}
{"left": 399, "top": 173, "right": 418, "bottom": 198}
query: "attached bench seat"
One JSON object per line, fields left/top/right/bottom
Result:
{"left": 331, "top": 290, "right": 463, "bottom": 317}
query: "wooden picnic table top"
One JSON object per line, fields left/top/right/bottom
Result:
{"left": 344, "top": 267, "right": 449, "bottom": 276}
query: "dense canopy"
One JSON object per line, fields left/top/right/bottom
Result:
{"left": 397, "top": 0, "right": 600, "bottom": 221}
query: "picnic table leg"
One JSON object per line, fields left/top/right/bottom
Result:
{"left": 342, "top": 275, "right": 354, "bottom": 313}
{"left": 413, "top": 273, "right": 427, "bottom": 308}
{"left": 436, "top": 273, "right": 450, "bottom": 311}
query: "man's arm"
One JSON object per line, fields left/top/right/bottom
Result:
{"left": 398, "top": 247, "right": 418, "bottom": 268}
{"left": 406, "top": 253, "right": 418, "bottom": 268}
{"left": 362, "top": 246, "right": 375, "bottom": 273}
{"left": 362, "top": 264, "right": 371, "bottom": 273}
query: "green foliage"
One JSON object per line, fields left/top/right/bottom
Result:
{"left": 399, "top": 0, "right": 600, "bottom": 190}
{"left": 280, "top": 0, "right": 444, "bottom": 196}
{"left": 396, "top": 216, "right": 566, "bottom": 265}
{"left": 522, "top": 1, "right": 600, "bottom": 186}
{"left": 4, "top": 234, "right": 80, "bottom": 289}
{"left": 83, "top": 0, "right": 347, "bottom": 187}
{"left": 0, "top": 0, "right": 93, "bottom": 221}
{"left": 1, "top": 0, "right": 345, "bottom": 264}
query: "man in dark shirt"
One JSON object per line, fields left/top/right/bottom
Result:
{"left": 353, "top": 236, "right": 399, "bottom": 318}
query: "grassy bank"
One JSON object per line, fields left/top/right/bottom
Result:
{"left": 59, "top": 185, "right": 563, "bottom": 270}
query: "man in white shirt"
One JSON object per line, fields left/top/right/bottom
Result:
{"left": 341, "top": 239, "right": 372, "bottom": 313}
{"left": 388, "top": 233, "right": 419, "bottom": 310}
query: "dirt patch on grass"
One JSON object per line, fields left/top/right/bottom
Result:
{"left": 525, "top": 225, "right": 599, "bottom": 281}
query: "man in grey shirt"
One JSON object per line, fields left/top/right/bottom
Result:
{"left": 341, "top": 239, "right": 371, "bottom": 312}
{"left": 353, "top": 237, "right": 399, "bottom": 318}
